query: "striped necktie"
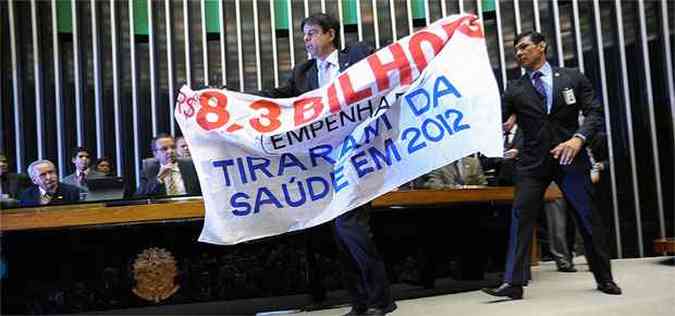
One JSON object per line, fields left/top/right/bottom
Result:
{"left": 165, "top": 171, "right": 178, "bottom": 196}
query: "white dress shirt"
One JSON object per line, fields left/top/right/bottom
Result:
{"left": 317, "top": 49, "right": 339, "bottom": 87}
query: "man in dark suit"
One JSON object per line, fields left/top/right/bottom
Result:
{"left": 481, "top": 31, "right": 621, "bottom": 299}
{"left": 0, "top": 153, "right": 32, "bottom": 204}
{"left": 257, "top": 13, "right": 395, "bottom": 316}
{"left": 136, "top": 133, "right": 201, "bottom": 197}
{"left": 19, "top": 160, "right": 81, "bottom": 207}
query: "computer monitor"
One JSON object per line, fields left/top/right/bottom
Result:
{"left": 86, "top": 177, "right": 126, "bottom": 201}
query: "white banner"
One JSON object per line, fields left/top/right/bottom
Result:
{"left": 175, "top": 14, "right": 502, "bottom": 245}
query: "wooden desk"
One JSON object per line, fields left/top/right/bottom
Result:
{"left": 0, "top": 186, "right": 562, "bottom": 232}
{"left": 374, "top": 186, "right": 562, "bottom": 207}
{"left": 654, "top": 238, "right": 675, "bottom": 253}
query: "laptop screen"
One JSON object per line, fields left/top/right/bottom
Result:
{"left": 86, "top": 177, "right": 126, "bottom": 201}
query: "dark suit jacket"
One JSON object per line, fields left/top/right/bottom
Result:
{"left": 19, "top": 183, "right": 82, "bottom": 207}
{"left": 257, "top": 42, "right": 375, "bottom": 98}
{"left": 1, "top": 172, "right": 32, "bottom": 199}
{"left": 502, "top": 66, "right": 604, "bottom": 176}
{"left": 135, "top": 159, "right": 201, "bottom": 197}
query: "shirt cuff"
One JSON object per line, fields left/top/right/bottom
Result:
{"left": 573, "top": 133, "right": 586, "bottom": 142}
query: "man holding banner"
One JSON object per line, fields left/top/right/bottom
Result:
{"left": 481, "top": 31, "right": 621, "bottom": 300}
{"left": 176, "top": 12, "right": 503, "bottom": 315}
{"left": 257, "top": 13, "right": 396, "bottom": 316}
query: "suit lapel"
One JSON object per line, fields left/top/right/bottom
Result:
{"left": 307, "top": 60, "right": 319, "bottom": 90}
{"left": 519, "top": 75, "right": 547, "bottom": 115}
{"left": 150, "top": 162, "right": 161, "bottom": 178}
{"left": 338, "top": 50, "right": 351, "bottom": 73}
{"left": 52, "top": 186, "right": 67, "bottom": 203}
{"left": 445, "top": 162, "right": 459, "bottom": 185}
{"left": 31, "top": 186, "right": 41, "bottom": 203}
{"left": 550, "top": 66, "right": 562, "bottom": 115}
{"left": 309, "top": 49, "right": 350, "bottom": 90}
{"left": 177, "top": 161, "right": 191, "bottom": 193}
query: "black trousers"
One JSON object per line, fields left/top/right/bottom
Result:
{"left": 333, "top": 205, "right": 393, "bottom": 309}
{"left": 504, "top": 158, "right": 613, "bottom": 286}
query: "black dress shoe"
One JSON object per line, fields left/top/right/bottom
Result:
{"left": 597, "top": 281, "right": 622, "bottom": 295}
{"left": 365, "top": 302, "right": 398, "bottom": 315}
{"left": 481, "top": 283, "right": 524, "bottom": 300}
{"left": 557, "top": 266, "right": 577, "bottom": 273}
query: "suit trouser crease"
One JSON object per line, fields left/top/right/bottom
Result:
{"left": 557, "top": 169, "right": 613, "bottom": 283}
{"left": 504, "top": 165, "right": 612, "bottom": 286}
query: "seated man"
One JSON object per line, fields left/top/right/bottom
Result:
{"left": 62, "top": 147, "right": 105, "bottom": 191}
{"left": 136, "top": 133, "right": 201, "bottom": 197}
{"left": 176, "top": 136, "right": 191, "bottom": 159}
{"left": 423, "top": 155, "right": 487, "bottom": 189}
{"left": 19, "top": 160, "right": 81, "bottom": 207}
{"left": 0, "top": 153, "right": 32, "bottom": 204}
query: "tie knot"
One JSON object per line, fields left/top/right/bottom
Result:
{"left": 532, "top": 71, "right": 543, "bottom": 80}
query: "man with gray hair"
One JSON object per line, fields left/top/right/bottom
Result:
{"left": 19, "top": 160, "right": 81, "bottom": 207}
